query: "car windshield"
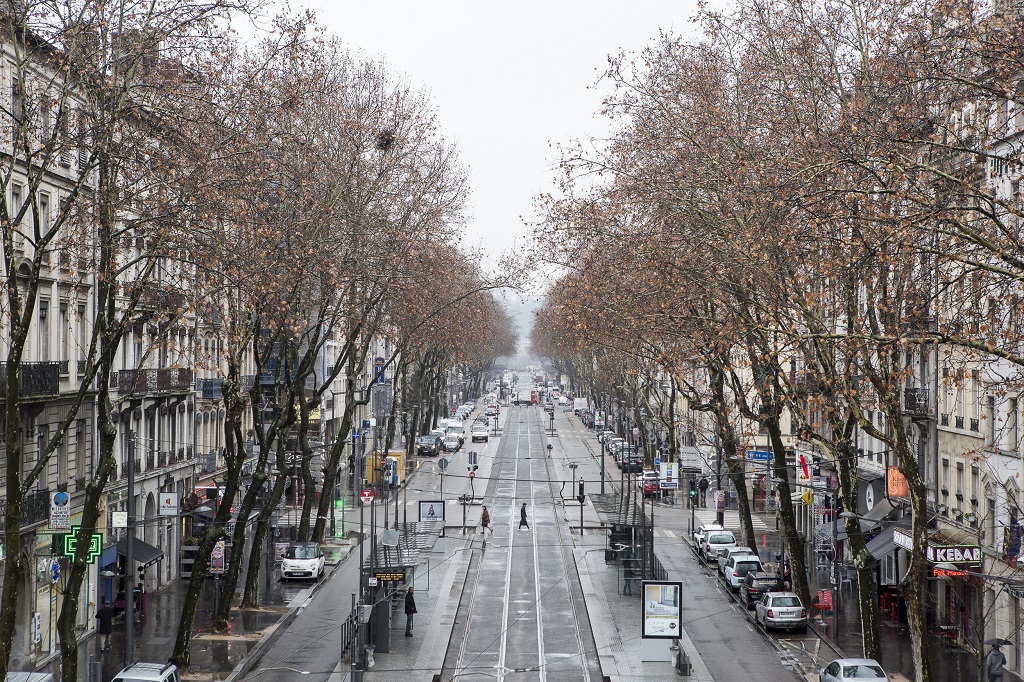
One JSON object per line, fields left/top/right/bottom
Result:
{"left": 709, "top": 535, "right": 734, "bottom": 543}
{"left": 773, "top": 596, "right": 801, "bottom": 607}
{"left": 417, "top": 437, "right": 434, "bottom": 444}
{"left": 842, "top": 664, "right": 886, "bottom": 678}
{"left": 286, "top": 545, "right": 318, "bottom": 559}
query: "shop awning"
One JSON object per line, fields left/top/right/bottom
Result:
{"left": 115, "top": 535, "right": 164, "bottom": 569}
{"left": 866, "top": 527, "right": 897, "bottom": 560}
{"left": 98, "top": 544, "right": 118, "bottom": 568}
{"left": 862, "top": 499, "right": 897, "bottom": 522}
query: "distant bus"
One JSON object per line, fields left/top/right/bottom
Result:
{"left": 530, "top": 390, "right": 538, "bottom": 404}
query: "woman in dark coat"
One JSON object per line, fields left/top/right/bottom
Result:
{"left": 405, "top": 587, "right": 417, "bottom": 636}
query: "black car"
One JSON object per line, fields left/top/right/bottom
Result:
{"left": 416, "top": 435, "right": 441, "bottom": 457}
{"left": 740, "top": 571, "right": 784, "bottom": 608}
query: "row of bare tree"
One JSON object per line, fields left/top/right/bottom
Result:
{"left": 0, "top": 2, "right": 515, "bottom": 679}
{"left": 532, "top": 0, "right": 1024, "bottom": 679}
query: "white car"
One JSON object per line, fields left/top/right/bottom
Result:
{"left": 723, "top": 555, "right": 763, "bottom": 591}
{"left": 819, "top": 659, "right": 887, "bottom": 681}
{"left": 755, "top": 591, "right": 807, "bottom": 633}
{"left": 718, "top": 546, "right": 757, "bottom": 577}
{"left": 471, "top": 423, "right": 489, "bottom": 442}
{"left": 112, "top": 663, "right": 179, "bottom": 682}
{"left": 281, "top": 542, "right": 325, "bottom": 581}
{"left": 692, "top": 523, "right": 724, "bottom": 550}
{"left": 701, "top": 531, "right": 736, "bottom": 563}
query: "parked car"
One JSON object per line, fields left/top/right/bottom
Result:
{"left": 484, "top": 406, "right": 496, "bottom": 417}
{"left": 621, "top": 450, "right": 644, "bottom": 473}
{"left": 596, "top": 430, "right": 615, "bottom": 443}
{"left": 755, "top": 591, "right": 807, "bottom": 633}
{"left": 281, "top": 542, "right": 326, "bottom": 581}
{"left": 723, "top": 555, "right": 764, "bottom": 591}
{"left": 638, "top": 470, "right": 661, "bottom": 497}
{"left": 718, "top": 546, "right": 757, "bottom": 577}
{"left": 701, "top": 531, "right": 737, "bottom": 563}
{"left": 442, "top": 434, "right": 461, "bottom": 452}
{"left": 111, "top": 663, "right": 179, "bottom": 682}
{"left": 740, "top": 571, "right": 783, "bottom": 608}
{"left": 692, "top": 523, "right": 724, "bottom": 550}
{"left": 471, "top": 423, "right": 489, "bottom": 442}
{"left": 819, "top": 659, "right": 887, "bottom": 681}
{"left": 416, "top": 435, "right": 441, "bottom": 457}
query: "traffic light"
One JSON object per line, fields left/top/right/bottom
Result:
{"left": 577, "top": 479, "right": 585, "bottom": 504}
{"left": 689, "top": 478, "right": 697, "bottom": 498}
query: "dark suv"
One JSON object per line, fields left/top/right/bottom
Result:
{"left": 416, "top": 435, "right": 441, "bottom": 457}
{"left": 740, "top": 571, "right": 783, "bottom": 608}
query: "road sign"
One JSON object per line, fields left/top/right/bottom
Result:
{"left": 51, "top": 562, "right": 59, "bottom": 584}
{"left": 360, "top": 489, "right": 375, "bottom": 504}
{"left": 438, "top": 457, "right": 449, "bottom": 472}
{"left": 745, "top": 450, "right": 773, "bottom": 462}
{"left": 469, "top": 471, "right": 475, "bottom": 479}
{"left": 654, "top": 457, "right": 661, "bottom": 466}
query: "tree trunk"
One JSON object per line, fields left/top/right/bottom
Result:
{"left": 766, "top": 416, "right": 812, "bottom": 608}
{"left": 242, "top": 444, "right": 289, "bottom": 606}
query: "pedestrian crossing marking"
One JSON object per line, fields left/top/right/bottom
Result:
{"left": 662, "top": 529, "right": 676, "bottom": 538}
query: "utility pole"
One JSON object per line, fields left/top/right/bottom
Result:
{"left": 125, "top": 430, "right": 135, "bottom": 670}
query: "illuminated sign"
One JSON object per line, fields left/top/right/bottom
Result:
{"left": 932, "top": 568, "right": 969, "bottom": 578}
{"left": 373, "top": 570, "right": 406, "bottom": 582}
{"left": 62, "top": 526, "right": 102, "bottom": 564}
{"left": 927, "top": 545, "right": 981, "bottom": 566}
{"left": 641, "top": 581, "right": 682, "bottom": 639}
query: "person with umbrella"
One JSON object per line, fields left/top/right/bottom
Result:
{"left": 985, "top": 639, "right": 1007, "bottom": 682}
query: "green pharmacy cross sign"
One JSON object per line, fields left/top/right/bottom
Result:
{"left": 62, "top": 526, "right": 103, "bottom": 564}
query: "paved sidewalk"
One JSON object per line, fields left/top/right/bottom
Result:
{"left": 41, "top": 540, "right": 355, "bottom": 681}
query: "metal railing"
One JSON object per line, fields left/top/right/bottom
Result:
{"left": 115, "top": 367, "right": 194, "bottom": 394}
{"left": 0, "top": 362, "right": 61, "bottom": 397}
{"left": 197, "top": 377, "right": 224, "bottom": 400}
{"left": 903, "top": 387, "right": 929, "bottom": 414}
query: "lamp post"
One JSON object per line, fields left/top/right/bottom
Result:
{"left": 125, "top": 429, "right": 136, "bottom": 669}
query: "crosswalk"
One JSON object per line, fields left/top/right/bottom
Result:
{"left": 690, "top": 509, "right": 771, "bottom": 534}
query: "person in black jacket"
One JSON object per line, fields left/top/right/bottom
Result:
{"left": 519, "top": 503, "right": 529, "bottom": 530}
{"left": 405, "top": 587, "right": 417, "bottom": 636}
{"left": 96, "top": 601, "right": 114, "bottom": 651}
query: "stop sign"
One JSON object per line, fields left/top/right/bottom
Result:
{"left": 469, "top": 471, "right": 475, "bottom": 478}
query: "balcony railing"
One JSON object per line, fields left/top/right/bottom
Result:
{"left": 145, "top": 453, "right": 155, "bottom": 470}
{"left": 970, "top": 418, "right": 980, "bottom": 432}
{"left": 903, "top": 388, "right": 929, "bottom": 415}
{"left": 21, "top": 489, "right": 51, "bottom": 527}
{"left": 0, "top": 362, "right": 61, "bottom": 398}
{"left": 197, "top": 377, "right": 224, "bottom": 400}
{"left": 116, "top": 367, "right": 194, "bottom": 394}
{"left": 77, "top": 360, "right": 87, "bottom": 375}
{"left": 940, "top": 413, "right": 949, "bottom": 426}
{"left": 956, "top": 416, "right": 965, "bottom": 429}
{"left": 58, "top": 360, "right": 69, "bottom": 375}
{"left": 791, "top": 371, "right": 820, "bottom": 396}
{"left": 159, "top": 451, "right": 168, "bottom": 467}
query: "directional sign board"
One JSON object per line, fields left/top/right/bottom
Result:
{"left": 360, "top": 488, "right": 375, "bottom": 504}
{"left": 745, "top": 450, "right": 773, "bottom": 462}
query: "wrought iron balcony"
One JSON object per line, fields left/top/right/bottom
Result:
{"left": 0, "top": 362, "right": 61, "bottom": 398}
{"left": 903, "top": 387, "right": 929, "bottom": 415}
{"left": 116, "top": 367, "right": 193, "bottom": 395}
{"left": 791, "top": 371, "right": 820, "bottom": 396}
{"left": 22, "top": 489, "right": 51, "bottom": 527}
{"left": 197, "top": 377, "right": 224, "bottom": 400}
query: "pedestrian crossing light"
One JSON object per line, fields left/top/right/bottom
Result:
{"left": 689, "top": 479, "right": 697, "bottom": 498}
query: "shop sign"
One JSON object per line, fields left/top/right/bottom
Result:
{"left": 887, "top": 466, "right": 909, "bottom": 497}
{"left": 49, "top": 491, "right": 70, "bottom": 530}
{"left": 927, "top": 544, "right": 982, "bottom": 566}
{"left": 158, "top": 492, "right": 179, "bottom": 516}
{"left": 893, "top": 528, "right": 913, "bottom": 551}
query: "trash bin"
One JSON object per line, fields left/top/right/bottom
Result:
{"left": 364, "top": 645, "right": 375, "bottom": 668}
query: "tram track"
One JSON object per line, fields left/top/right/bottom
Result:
{"left": 442, "top": 400, "right": 599, "bottom": 681}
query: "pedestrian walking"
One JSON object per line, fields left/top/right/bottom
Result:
{"left": 480, "top": 505, "right": 491, "bottom": 535}
{"left": 519, "top": 503, "right": 529, "bottom": 530}
{"left": 404, "top": 587, "right": 417, "bottom": 637}
{"left": 699, "top": 476, "right": 709, "bottom": 508}
{"left": 987, "top": 644, "right": 1007, "bottom": 682}
{"left": 95, "top": 601, "right": 114, "bottom": 651}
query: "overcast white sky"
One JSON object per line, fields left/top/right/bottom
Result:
{"left": 292, "top": 1, "right": 704, "bottom": 343}
{"left": 302, "top": 1, "right": 702, "bottom": 257}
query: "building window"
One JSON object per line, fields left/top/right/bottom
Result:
{"left": 1012, "top": 398, "right": 1020, "bottom": 453}
{"left": 956, "top": 463, "right": 965, "bottom": 511}
{"left": 38, "top": 299, "right": 49, "bottom": 361}
{"left": 989, "top": 498, "right": 997, "bottom": 547}
{"left": 58, "top": 301, "right": 68, "bottom": 369}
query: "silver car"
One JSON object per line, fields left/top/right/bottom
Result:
{"left": 755, "top": 591, "right": 807, "bottom": 633}
{"left": 819, "top": 658, "right": 887, "bottom": 681}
